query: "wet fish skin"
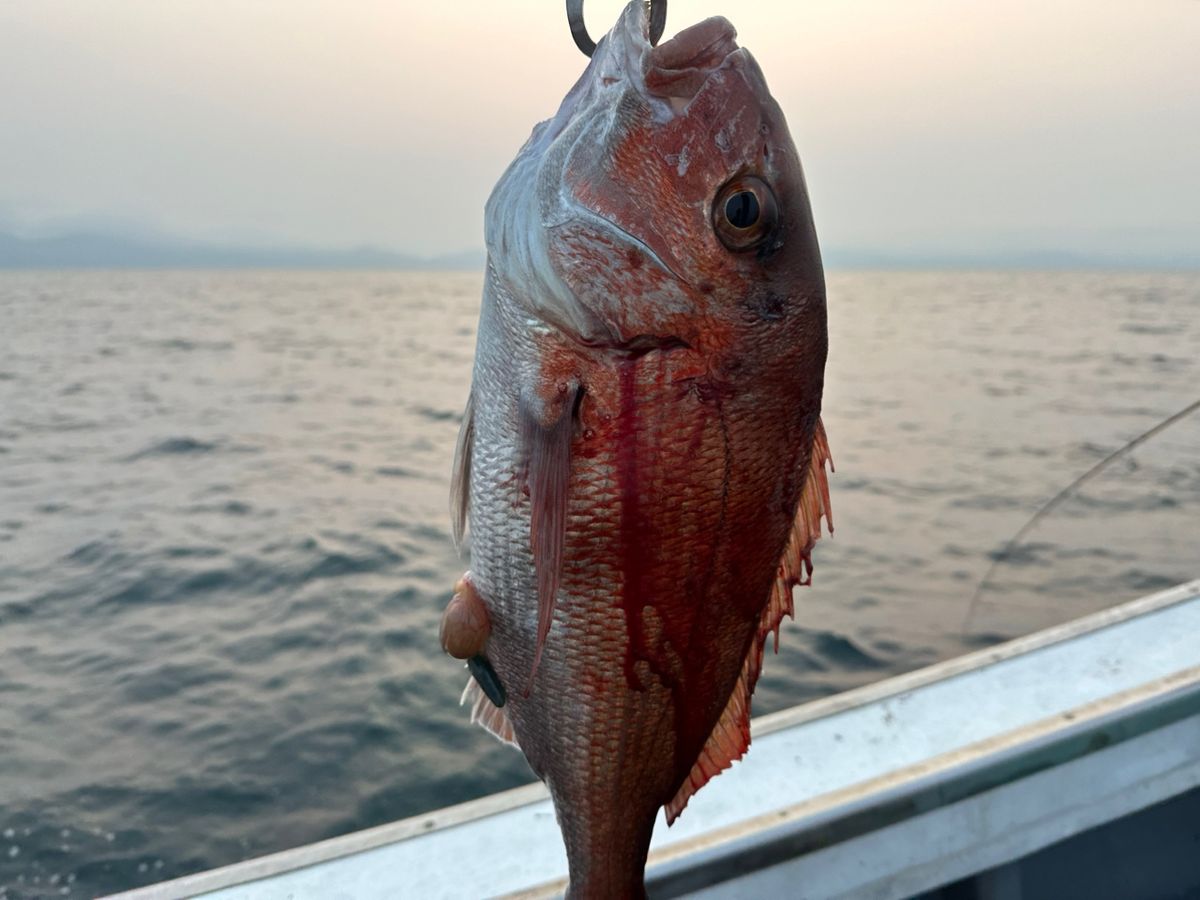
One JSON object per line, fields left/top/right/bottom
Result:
{"left": 450, "top": 4, "right": 829, "bottom": 895}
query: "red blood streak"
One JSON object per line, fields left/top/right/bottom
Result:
{"left": 614, "top": 359, "right": 739, "bottom": 785}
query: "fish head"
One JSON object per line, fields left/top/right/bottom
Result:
{"left": 486, "top": 1, "right": 825, "bottom": 375}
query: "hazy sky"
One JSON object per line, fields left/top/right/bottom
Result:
{"left": 2, "top": 1, "right": 1198, "bottom": 258}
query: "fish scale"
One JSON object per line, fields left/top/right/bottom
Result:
{"left": 444, "top": 4, "right": 831, "bottom": 896}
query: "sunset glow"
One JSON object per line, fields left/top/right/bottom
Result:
{"left": 2, "top": 1, "right": 1197, "bottom": 261}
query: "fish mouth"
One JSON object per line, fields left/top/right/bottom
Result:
{"left": 642, "top": 15, "right": 739, "bottom": 104}
{"left": 571, "top": 4, "right": 742, "bottom": 113}
{"left": 538, "top": 6, "right": 743, "bottom": 149}
{"left": 593, "top": 4, "right": 741, "bottom": 109}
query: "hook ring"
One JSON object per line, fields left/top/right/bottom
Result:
{"left": 566, "top": 1, "right": 667, "bottom": 59}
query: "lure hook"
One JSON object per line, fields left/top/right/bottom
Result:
{"left": 566, "top": 0, "right": 667, "bottom": 58}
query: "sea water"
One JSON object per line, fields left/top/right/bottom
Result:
{"left": 0, "top": 269, "right": 1197, "bottom": 895}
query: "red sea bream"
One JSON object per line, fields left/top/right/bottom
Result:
{"left": 440, "top": 3, "right": 832, "bottom": 895}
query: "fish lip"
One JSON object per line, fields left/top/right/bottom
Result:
{"left": 641, "top": 15, "right": 740, "bottom": 105}
{"left": 600, "top": 7, "right": 741, "bottom": 113}
{"left": 571, "top": 7, "right": 743, "bottom": 123}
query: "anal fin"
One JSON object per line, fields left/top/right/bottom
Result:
{"left": 462, "top": 677, "right": 517, "bottom": 747}
{"left": 665, "top": 418, "right": 834, "bottom": 824}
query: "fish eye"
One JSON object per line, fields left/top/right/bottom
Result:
{"left": 713, "top": 176, "right": 778, "bottom": 253}
{"left": 725, "top": 191, "right": 760, "bottom": 228}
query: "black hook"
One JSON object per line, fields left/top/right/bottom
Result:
{"left": 566, "top": 0, "right": 667, "bottom": 58}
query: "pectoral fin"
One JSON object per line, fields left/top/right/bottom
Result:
{"left": 666, "top": 418, "right": 834, "bottom": 823}
{"left": 520, "top": 385, "right": 581, "bottom": 693}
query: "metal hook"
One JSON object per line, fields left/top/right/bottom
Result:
{"left": 566, "top": 0, "right": 667, "bottom": 59}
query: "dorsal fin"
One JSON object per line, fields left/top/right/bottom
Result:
{"left": 450, "top": 390, "right": 475, "bottom": 550}
{"left": 461, "top": 677, "right": 517, "bottom": 746}
{"left": 665, "top": 418, "right": 833, "bottom": 823}
{"left": 520, "top": 387, "right": 580, "bottom": 693}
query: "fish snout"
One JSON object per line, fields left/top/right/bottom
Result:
{"left": 645, "top": 16, "right": 739, "bottom": 101}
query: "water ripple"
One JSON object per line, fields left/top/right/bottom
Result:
{"left": 0, "top": 269, "right": 1196, "bottom": 896}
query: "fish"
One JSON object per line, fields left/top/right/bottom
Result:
{"left": 440, "top": 3, "right": 832, "bottom": 895}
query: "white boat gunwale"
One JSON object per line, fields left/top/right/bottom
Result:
{"left": 643, "top": 664, "right": 1200, "bottom": 898}
{"left": 106, "top": 577, "right": 1200, "bottom": 900}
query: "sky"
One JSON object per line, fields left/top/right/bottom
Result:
{"left": 1, "top": 0, "right": 1198, "bottom": 261}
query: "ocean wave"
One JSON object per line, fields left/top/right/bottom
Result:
{"left": 123, "top": 437, "right": 261, "bottom": 460}
{"left": 140, "top": 337, "right": 234, "bottom": 352}
{"left": 2, "top": 270, "right": 1196, "bottom": 897}
{"left": 124, "top": 437, "right": 219, "bottom": 458}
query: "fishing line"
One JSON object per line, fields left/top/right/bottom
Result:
{"left": 961, "top": 396, "right": 1200, "bottom": 634}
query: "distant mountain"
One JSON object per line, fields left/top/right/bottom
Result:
{"left": 822, "top": 246, "right": 1200, "bottom": 272}
{"left": 0, "top": 228, "right": 1194, "bottom": 271}
{"left": 0, "top": 230, "right": 485, "bottom": 270}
